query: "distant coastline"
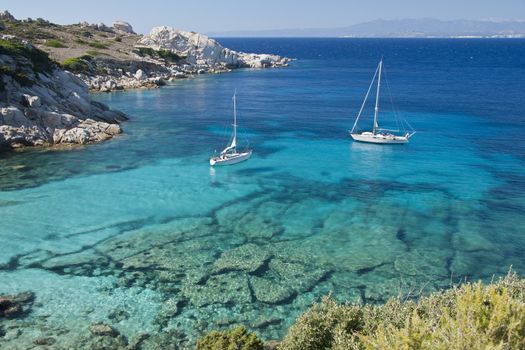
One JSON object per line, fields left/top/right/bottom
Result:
{"left": 208, "top": 18, "right": 525, "bottom": 38}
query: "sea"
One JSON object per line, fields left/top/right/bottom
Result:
{"left": 1, "top": 38, "right": 524, "bottom": 348}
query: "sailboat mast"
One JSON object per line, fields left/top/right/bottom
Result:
{"left": 373, "top": 59, "right": 382, "bottom": 134}
{"left": 232, "top": 92, "right": 237, "bottom": 151}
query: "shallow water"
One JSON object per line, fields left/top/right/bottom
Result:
{"left": 1, "top": 38, "right": 525, "bottom": 348}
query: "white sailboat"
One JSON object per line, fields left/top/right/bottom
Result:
{"left": 350, "top": 59, "right": 415, "bottom": 144}
{"left": 210, "top": 92, "right": 252, "bottom": 166}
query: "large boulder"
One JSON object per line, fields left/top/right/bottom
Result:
{"left": 112, "top": 21, "right": 135, "bottom": 34}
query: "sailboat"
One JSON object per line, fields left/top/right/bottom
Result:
{"left": 350, "top": 59, "right": 416, "bottom": 144}
{"left": 209, "top": 92, "right": 252, "bottom": 166}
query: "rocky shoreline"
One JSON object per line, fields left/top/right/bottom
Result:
{"left": 0, "top": 37, "right": 126, "bottom": 150}
{"left": 0, "top": 11, "right": 290, "bottom": 148}
{"left": 78, "top": 25, "right": 290, "bottom": 92}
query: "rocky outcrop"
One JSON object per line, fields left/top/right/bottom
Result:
{"left": 1, "top": 14, "right": 291, "bottom": 93}
{"left": 112, "top": 21, "right": 134, "bottom": 34}
{"left": 138, "top": 26, "right": 289, "bottom": 69}
{"left": 0, "top": 10, "right": 14, "bottom": 21}
{"left": 80, "top": 26, "right": 291, "bottom": 92}
{"left": 0, "top": 38, "right": 126, "bottom": 149}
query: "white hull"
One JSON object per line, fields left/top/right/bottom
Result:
{"left": 350, "top": 132, "right": 409, "bottom": 144}
{"left": 210, "top": 150, "right": 252, "bottom": 166}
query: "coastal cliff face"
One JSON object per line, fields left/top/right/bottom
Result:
{"left": 0, "top": 37, "right": 126, "bottom": 149}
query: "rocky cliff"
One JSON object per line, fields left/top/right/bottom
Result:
{"left": 0, "top": 37, "right": 126, "bottom": 150}
{"left": 0, "top": 11, "right": 289, "bottom": 150}
{"left": 138, "top": 26, "right": 289, "bottom": 69}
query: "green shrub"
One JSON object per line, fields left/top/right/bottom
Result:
{"left": 88, "top": 41, "right": 109, "bottom": 49}
{"left": 134, "top": 46, "right": 155, "bottom": 57}
{"left": 133, "top": 47, "right": 182, "bottom": 61}
{"left": 79, "top": 54, "right": 93, "bottom": 61}
{"left": 157, "top": 48, "right": 182, "bottom": 60}
{"left": 196, "top": 325, "right": 264, "bottom": 350}
{"left": 61, "top": 57, "right": 90, "bottom": 74}
{"left": 35, "top": 18, "right": 54, "bottom": 27}
{"left": 44, "top": 39, "right": 67, "bottom": 48}
{"left": 279, "top": 271, "right": 525, "bottom": 350}
{"left": 85, "top": 50, "right": 102, "bottom": 56}
{"left": 74, "top": 37, "right": 88, "bottom": 45}
{"left": 0, "top": 39, "right": 54, "bottom": 73}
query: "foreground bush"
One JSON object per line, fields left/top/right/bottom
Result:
{"left": 196, "top": 325, "right": 264, "bottom": 350}
{"left": 279, "top": 271, "right": 525, "bottom": 350}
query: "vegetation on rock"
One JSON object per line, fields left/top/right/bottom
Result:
{"left": 61, "top": 56, "right": 91, "bottom": 73}
{"left": 0, "top": 38, "right": 54, "bottom": 73}
{"left": 278, "top": 271, "right": 525, "bottom": 350}
{"left": 44, "top": 39, "right": 67, "bottom": 48}
{"left": 134, "top": 46, "right": 183, "bottom": 61}
{"left": 88, "top": 40, "right": 109, "bottom": 49}
{"left": 196, "top": 326, "right": 264, "bottom": 350}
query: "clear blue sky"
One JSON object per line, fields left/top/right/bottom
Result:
{"left": 4, "top": 0, "right": 525, "bottom": 34}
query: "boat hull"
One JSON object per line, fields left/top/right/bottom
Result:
{"left": 350, "top": 132, "right": 409, "bottom": 144}
{"left": 210, "top": 150, "right": 252, "bottom": 166}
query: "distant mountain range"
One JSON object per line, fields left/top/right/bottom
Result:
{"left": 208, "top": 18, "right": 525, "bottom": 38}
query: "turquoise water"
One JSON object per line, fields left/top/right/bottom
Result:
{"left": 1, "top": 39, "right": 525, "bottom": 348}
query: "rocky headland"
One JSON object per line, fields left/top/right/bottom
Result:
{"left": 0, "top": 10, "right": 289, "bottom": 149}
{"left": 0, "top": 35, "right": 126, "bottom": 149}
{"left": 0, "top": 11, "right": 290, "bottom": 93}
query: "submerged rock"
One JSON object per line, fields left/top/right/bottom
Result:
{"left": 213, "top": 244, "right": 272, "bottom": 273}
{"left": 108, "top": 308, "right": 130, "bottom": 322}
{"left": 0, "top": 297, "right": 22, "bottom": 318}
{"left": 40, "top": 249, "right": 108, "bottom": 274}
{"left": 394, "top": 247, "right": 451, "bottom": 278}
{"left": 182, "top": 272, "right": 252, "bottom": 306}
{"left": 250, "top": 276, "right": 295, "bottom": 304}
{"left": 33, "top": 337, "right": 56, "bottom": 346}
{"left": 269, "top": 258, "right": 328, "bottom": 293}
{"left": 89, "top": 322, "right": 119, "bottom": 337}
{"left": 0, "top": 291, "right": 34, "bottom": 318}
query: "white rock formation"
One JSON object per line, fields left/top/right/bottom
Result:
{"left": 134, "top": 69, "right": 146, "bottom": 81}
{"left": 0, "top": 39, "right": 126, "bottom": 149}
{"left": 138, "top": 26, "right": 289, "bottom": 69}
{"left": 113, "top": 21, "right": 135, "bottom": 34}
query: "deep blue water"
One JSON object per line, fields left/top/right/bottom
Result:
{"left": 1, "top": 38, "right": 524, "bottom": 348}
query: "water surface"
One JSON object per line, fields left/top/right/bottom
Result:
{"left": 1, "top": 38, "right": 524, "bottom": 348}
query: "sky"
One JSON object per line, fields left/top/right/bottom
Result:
{"left": 4, "top": 0, "right": 525, "bottom": 34}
